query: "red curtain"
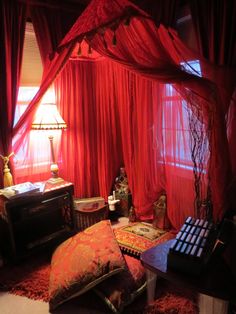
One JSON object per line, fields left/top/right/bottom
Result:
{"left": 9, "top": 0, "right": 235, "bottom": 227}
{"left": 190, "top": 0, "right": 236, "bottom": 65}
{"left": 110, "top": 64, "right": 166, "bottom": 220}
{"left": 54, "top": 57, "right": 198, "bottom": 229}
{"left": 87, "top": 18, "right": 222, "bottom": 221}
{"left": 162, "top": 29, "right": 234, "bottom": 222}
{"left": 0, "top": 0, "right": 27, "bottom": 187}
{"left": 131, "top": 0, "right": 180, "bottom": 27}
{"left": 190, "top": 0, "right": 236, "bottom": 211}
{"left": 29, "top": 4, "right": 81, "bottom": 65}
{"left": 12, "top": 46, "right": 74, "bottom": 146}
{"left": 11, "top": 0, "right": 147, "bottom": 179}
{"left": 11, "top": 45, "right": 74, "bottom": 188}
{"left": 113, "top": 66, "right": 197, "bottom": 226}
{"left": 12, "top": 0, "right": 148, "bottom": 158}
{"left": 12, "top": 2, "right": 84, "bottom": 184}
{"left": 54, "top": 59, "right": 123, "bottom": 199}
{"left": 13, "top": 1, "right": 83, "bottom": 143}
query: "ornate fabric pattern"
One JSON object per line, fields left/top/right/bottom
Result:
{"left": 48, "top": 220, "right": 127, "bottom": 310}
{"left": 114, "top": 222, "right": 175, "bottom": 256}
{"left": 59, "top": 0, "right": 148, "bottom": 50}
{"left": 94, "top": 254, "right": 146, "bottom": 313}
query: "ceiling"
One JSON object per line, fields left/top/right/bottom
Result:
{"left": 26, "top": 0, "right": 187, "bottom": 11}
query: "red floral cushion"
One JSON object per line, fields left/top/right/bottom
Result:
{"left": 114, "top": 222, "right": 175, "bottom": 257}
{"left": 94, "top": 254, "right": 146, "bottom": 313}
{"left": 48, "top": 220, "right": 127, "bottom": 311}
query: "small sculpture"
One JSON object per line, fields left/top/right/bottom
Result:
{"left": 0, "top": 152, "right": 14, "bottom": 187}
{"left": 155, "top": 194, "right": 166, "bottom": 210}
{"left": 114, "top": 167, "right": 130, "bottom": 194}
{"left": 153, "top": 192, "right": 170, "bottom": 230}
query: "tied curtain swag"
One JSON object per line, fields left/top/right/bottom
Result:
{"left": 8, "top": 0, "right": 235, "bottom": 228}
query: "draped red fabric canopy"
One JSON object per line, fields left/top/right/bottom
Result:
{"left": 13, "top": 0, "right": 147, "bottom": 138}
{"left": 11, "top": 0, "right": 236, "bottom": 228}
{"left": 58, "top": 0, "right": 150, "bottom": 50}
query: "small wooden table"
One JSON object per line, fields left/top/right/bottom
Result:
{"left": 140, "top": 239, "right": 236, "bottom": 314}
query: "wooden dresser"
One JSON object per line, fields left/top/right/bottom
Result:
{"left": 0, "top": 181, "right": 76, "bottom": 262}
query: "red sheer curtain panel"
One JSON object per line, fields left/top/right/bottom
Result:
{"left": 12, "top": 0, "right": 148, "bottom": 187}
{"left": 12, "top": 2, "right": 83, "bottom": 184}
{"left": 162, "top": 28, "right": 234, "bottom": 222}
{"left": 87, "top": 9, "right": 236, "bottom": 222}
{"left": 54, "top": 59, "right": 123, "bottom": 199}
{"left": 88, "top": 18, "right": 213, "bottom": 220}
{"left": 110, "top": 63, "right": 166, "bottom": 220}
{"left": 12, "top": 46, "right": 74, "bottom": 149}
{"left": 54, "top": 54, "right": 199, "bottom": 229}
{"left": 0, "top": 0, "right": 27, "bottom": 187}
{"left": 54, "top": 58, "right": 170, "bottom": 224}
{"left": 13, "top": 0, "right": 84, "bottom": 147}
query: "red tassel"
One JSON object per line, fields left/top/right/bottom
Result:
{"left": 102, "top": 34, "right": 108, "bottom": 49}
{"left": 124, "top": 17, "right": 130, "bottom": 26}
{"left": 88, "top": 44, "right": 92, "bottom": 54}
{"left": 77, "top": 43, "right": 82, "bottom": 56}
{"left": 112, "top": 32, "right": 117, "bottom": 46}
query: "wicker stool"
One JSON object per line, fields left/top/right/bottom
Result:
{"left": 75, "top": 204, "right": 109, "bottom": 231}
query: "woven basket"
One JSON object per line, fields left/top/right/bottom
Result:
{"left": 74, "top": 204, "right": 109, "bottom": 231}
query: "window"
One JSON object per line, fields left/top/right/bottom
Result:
{"left": 14, "top": 86, "right": 39, "bottom": 126}
{"left": 180, "top": 60, "right": 202, "bottom": 77}
{"left": 161, "top": 60, "right": 207, "bottom": 171}
{"left": 14, "top": 87, "right": 57, "bottom": 174}
{"left": 20, "top": 22, "right": 43, "bottom": 86}
{"left": 13, "top": 22, "right": 60, "bottom": 182}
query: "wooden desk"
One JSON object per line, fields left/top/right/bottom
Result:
{"left": 140, "top": 239, "right": 236, "bottom": 314}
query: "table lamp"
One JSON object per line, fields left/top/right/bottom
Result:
{"left": 32, "top": 103, "right": 67, "bottom": 184}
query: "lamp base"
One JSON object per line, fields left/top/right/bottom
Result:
{"left": 48, "top": 163, "right": 64, "bottom": 184}
{"left": 47, "top": 177, "right": 65, "bottom": 184}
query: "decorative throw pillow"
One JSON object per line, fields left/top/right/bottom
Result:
{"left": 114, "top": 222, "right": 175, "bottom": 257}
{"left": 48, "top": 220, "right": 127, "bottom": 311}
{"left": 94, "top": 253, "right": 147, "bottom": 313}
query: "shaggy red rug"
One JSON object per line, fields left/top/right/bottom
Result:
{"left": 0, "top": 254, "right": 51, "bottom": 302}
{"left": 0, "top": 254, "right": 198, "bottom": 313}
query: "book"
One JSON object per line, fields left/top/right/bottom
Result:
{"left": 0, "top": 182, "right": 40, "bottom": 199}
